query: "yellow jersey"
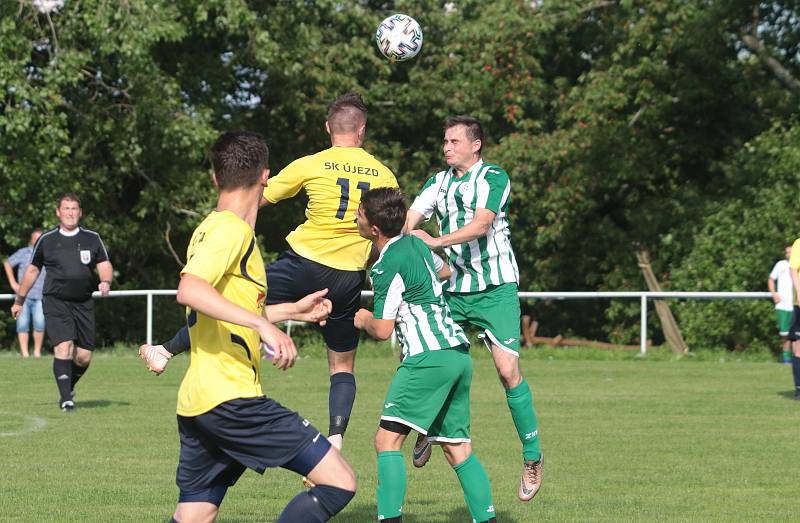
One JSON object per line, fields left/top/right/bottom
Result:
{"left": 263, "top": 146, "right": 398, "bottom": 271}
{"left": 177, "top": 211, "right": 267, "bottom": 416}
{"left": 790, "top": 239, "right": 800, "bottom": 271}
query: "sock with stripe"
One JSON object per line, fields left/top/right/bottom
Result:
{"left": 506, "top": 378, "right": 542, "bottom": 462}
{"left": 792, "top": 356, "right": 800, "bottom": 397}
{"left": 329, "top": 372, "right": 356, "bottom": 438}
{"left": 453, "top": 454, "right": 495, "bottom": 523}
{"left": 53, "top": 358, "right": 72, "bottom": 403}
{"left": 376, "top": 450, "right": 406, "bottom": 521}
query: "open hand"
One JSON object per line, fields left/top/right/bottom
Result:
{"left": 294, "top": 288, "right": 333, "bottom": 326}
{"left": 409, "top": 229, "right": 442, "bottom": 249}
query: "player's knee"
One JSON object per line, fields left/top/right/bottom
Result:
{"left": 441, "top": 442, "right": 472, "bottom": 466}
{"left": 495, "top": 360, "right": 521, "bottom": 388}
{"left": 310, "top": 484, "right": 356, "bottom": 518}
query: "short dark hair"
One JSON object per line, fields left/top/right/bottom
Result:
{"left": 209, "top": 131, "right": 269, "bottom": 190}
{"left": 57, "top": 192, "right": 81, "bottom": 208}
{"left": 361, "top": 188, "right": 406, "bottom": 238}
{"left": 327, "top": 92, "right": 368, "bottom": 134}
{"left": 444, "top": 115, "right": 484, "bottom": 153}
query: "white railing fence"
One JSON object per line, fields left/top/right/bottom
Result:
{"left": 0, "top": 291, "right": 772, "bottom": 354}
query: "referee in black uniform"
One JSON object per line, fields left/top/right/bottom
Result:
{"left": 11, "top": 193, "right": 113, "bottom": 412}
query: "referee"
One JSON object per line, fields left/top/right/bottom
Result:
{"left": 11, "top": 193, "right": 113, "bottom": 412}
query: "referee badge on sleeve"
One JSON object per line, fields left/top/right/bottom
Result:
{"left": 80, "top": 250, "right": 92, "bottom": 264}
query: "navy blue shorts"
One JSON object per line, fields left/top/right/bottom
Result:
{"left": 176, "top": 396, "right": 327, "bottom": 492}
{"left": 266, "top": 250, "right": 365, "bottom": 352}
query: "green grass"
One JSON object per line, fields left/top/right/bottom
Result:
{"left": 0, "top": 344, "right": 798, "bottom": 522}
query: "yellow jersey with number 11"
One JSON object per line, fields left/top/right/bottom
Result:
{"left": 263, "top": 146, "right": 398, "bottom": 271}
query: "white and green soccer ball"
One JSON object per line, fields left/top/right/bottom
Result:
{"left": 376, "top": 14, "right": 423, "bottom": 62}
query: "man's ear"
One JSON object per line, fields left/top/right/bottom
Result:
{"left": 211, "top": 171, "right": 219, "bottom": 188}
{"left": 472, "top": 139, "right": 482, "bottom": 155}
{"left": 261, "top": 168, "right": 271, "bottom": 185}
{"left": 325, "top": 120, "right": 331, "bottom": 135}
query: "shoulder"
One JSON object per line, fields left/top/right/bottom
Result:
{"left": 421, "top": 170, "right": 448, "bottom": 190}
{"left": 79, "top": 227, "right": 105, "bottom": 241}
{"left": 35, "top": 228, "right": 60, "bottom": 247}
{"left": 209, "top": 211, "right": 251, "bottom": 232}
{"left": 10, "top": 246, "right": 29, "bottom": 258}
{"left": 480, "top": 162, "right": 510, "bottom": 180}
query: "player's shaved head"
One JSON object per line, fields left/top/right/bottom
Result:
{"left": 210, "top": 131, "right": 269, "bottom": 190}
{"left": 361, "top": 188, "right": 406, "bottom": 237}
{"left": 327, "top": 92, "right": 368, "bottom": 135}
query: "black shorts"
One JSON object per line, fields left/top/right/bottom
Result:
{"left": 266, "top": 250, "right": 365, "bottom": 352}
{"left": 43, "top": 296, "right": 95, "bottom": 350}
{"left": 176, "top": 396, "right": 325, "bottom": 492}
{"left": 788, "top": 306, "right": 800, "bottom": 341}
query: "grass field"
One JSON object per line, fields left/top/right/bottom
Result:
{"left": 1, "top": 344, "right": 799, "bottom": 522}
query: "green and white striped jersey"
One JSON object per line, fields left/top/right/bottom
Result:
{"left": 371, "top": 235, "right": 469, "bottom": 360}
{"left": 410, "top": 159, "right": 519, "bottom": 293}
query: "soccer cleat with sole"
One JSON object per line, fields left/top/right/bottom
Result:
{"left": 60, "top": 400, "right": 76, "bottom": 412}
{"left": 412, "top": 433, "right": 432, "bottom": 468}
{"left": 518, "top": 453, "right": 543, "bottom": 501}
{"left": 138, "top": 344, "right": 172, "bottom": 375}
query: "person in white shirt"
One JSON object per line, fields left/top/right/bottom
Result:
{"left": 768, "top": 245, "right": 793, "bottom": 364}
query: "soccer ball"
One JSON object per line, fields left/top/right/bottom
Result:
{"left": 376, "top": 14, "right": 423, "bottom": 62}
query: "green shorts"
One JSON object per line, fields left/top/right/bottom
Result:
{"left": 446, "top": 283, "right": 521, "bottom": 355}
{"left": 776, "top": 309, "right": 792, "bottom": 336}
{"left": 381, "top": 347, "right": 472, "bottom": 443}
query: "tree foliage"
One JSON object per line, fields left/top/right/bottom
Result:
{"left": 1, "top": 0, "right": 799, "bottom": 349}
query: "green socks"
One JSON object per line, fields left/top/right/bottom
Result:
{"left": 377, "top": 451, "right": 406, "bottom": 520}
{"left": 453, "top": 454, "right": 495, "bottom": 523}
{"left": 506, "top": 378, "right": 542, "bottom": 462}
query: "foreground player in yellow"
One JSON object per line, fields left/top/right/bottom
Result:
{"left": 142, "top": 93, "right": 399, "bottom": 454}
{"left": 167, "top": 131, "right": 356, "bottom": 523}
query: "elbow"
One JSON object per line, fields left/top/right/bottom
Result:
{"left": 176, "top": 289, "right": 188, "bottom": 306}
{"left": 176, "top": 282, "right": 191, "bottom": 306}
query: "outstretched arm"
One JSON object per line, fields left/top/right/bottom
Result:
{"left": 265, "top": 288, "right": 332, "bottom": 324}
{"left": 177, "top": 274, "right": 297, "bottom": 369}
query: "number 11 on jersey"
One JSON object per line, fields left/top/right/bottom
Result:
{"left": 335, "top": 178, "right": 370, "bottom": 219}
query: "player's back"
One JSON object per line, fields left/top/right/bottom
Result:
{"left": 264, "top": 147, "right": 398, "bottom": 271}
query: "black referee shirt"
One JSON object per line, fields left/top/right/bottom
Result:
{"left": 30, "top": 227, "right": 109, "bottom": 301}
